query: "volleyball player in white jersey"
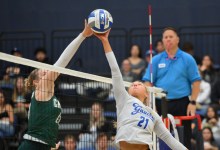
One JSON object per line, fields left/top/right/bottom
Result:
{"left": 93, "top": 30, "right": 187, "bottom": 150}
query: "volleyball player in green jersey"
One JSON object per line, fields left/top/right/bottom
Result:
{"left": 18, "top": 20, "right": 93, "bottom": 150}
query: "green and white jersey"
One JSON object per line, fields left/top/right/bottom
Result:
{"left": 24, "top": 92, "right": 61, "bottom": 148}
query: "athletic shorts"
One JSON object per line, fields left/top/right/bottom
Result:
{"left": 18, "top": 140, "right": 51, "bottom": 150}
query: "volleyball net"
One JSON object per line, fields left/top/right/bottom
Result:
{"left": 0, "top": 52, "right": 203, "bottom": 150}
{"left": 0, "top": 52, "right": 119, "bottom": 149}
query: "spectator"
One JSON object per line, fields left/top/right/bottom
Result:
{"left": 78, "top": 103, "right": 113, "bottom": 149}
{"left": 211, "top": 76, "right": 220, "bottom": 106}
{"left": 127, "top": 44, "right": 145, "bottom": 77}
{"left": 200, "top": 55, "right": 217, "bottom": 86}
{"left": 11, "top": 47, "right": 22, "bottom": 57}
{"left": 0, "top": 70, "right": 15, "bottom": 90}
{"left": 34, "top": 47, "right": 51, "bottom": 64}
{"left": 64, "top": 134, "right": 76, "bottom": 150}
{"left": 0, "top": 89, "right": 14, "bottom": 137}
{"left": 142, "top": 27, "right": 201, "bottom": 149}
{"left": 12, "top": 76, "right": 30, "bottom": 119}
{"left": 154, "top": 39, "right": 164, "bottom": 53}
{"left": 5, "top": 48, "right": 28, "bottom": 78}
{"left": 182, "top": 42, "right": 201, "bottom": 66}
{"left": 144, "top": 49, "right": 157, "bottom": 66}
{"left": 196, "top": 70, "right": 211, "bottom": 116}
{"left": 96, "top": 133, "right": 116, "bottom": 150}
{"left": 121, "top": 59, "right": 138, "bottom": 82}
{"left": 202, "top": 106, "right": 220, "bottom": 144}
{"left": 202, "top": 127, "right": 219, "bottom": 150}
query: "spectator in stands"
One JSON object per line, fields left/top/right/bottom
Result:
{"left": 127, "top": 44, "right": 145, "bottom": 77}
{"left": 78, "top": 102, "right": 113, "bottom": 149}
{"left": 182, "top": 42, "right": 201, "bottom": 66}
{"left": 81, "top": 102, "right": 112, "bottom": 135}
{"left": 202, "top": 127, "right": 219, "bottom": 150}
{"left": 96, "top": 132, "right": 116, "bottom": 150}
{"left": 12, "top": 76, "right": 30, "bottom": 119}
{"left": 154, "top": 39, "right": 164, "bottom": 53}
{"left": 5, "top": 47, "right": 28, "bottom": 78}
{"left": 210, "top": 70, "right": 220, "bottom": 106}
{"left": 144, "top": 49, "right": 157, "bottom": 66}
{"left": 0, "top": 89, "right": 14, "bottom": 137}
{"left": 202, "top": 106, "right": 220, "bottom": 144}
{"left": 121, "top": 59, "right": 138, "bottom": 82}
{"left": 0, "top": 70, "right": 15, "bottom": 90}
{"left": 196, "top": 70, "right": 211, "bottom": 116}
{"left": 64, "top": 134, "right": 76, "bottom": 150}
{"left": 11, "top": 47, "right": 22, "bottom": 57}
{"left": 200, "top": 55, "right": 218, "bottom": 86}
{"left": 34, "top": 47, "right": 51, "bottom": 64}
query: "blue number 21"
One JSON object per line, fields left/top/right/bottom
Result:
{"left": 137, "top": 116, "right": 149, "bottom": 129}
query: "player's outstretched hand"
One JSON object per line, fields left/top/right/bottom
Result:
{"left": 82, "top": 19, "right": 93, "bottom": 37}
{"left": 93, "top": 29, "right": 111, "bottom": 42}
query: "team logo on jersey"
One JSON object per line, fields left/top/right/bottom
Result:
{"left": 131, "top": 103, "right": 154, "bottom": 121}
{"left": 53, "top": 98, "right": 61, "bottom": 109}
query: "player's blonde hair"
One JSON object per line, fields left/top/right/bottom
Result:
{"left": 24, "top": 69, "right": 39, "bottom": 91}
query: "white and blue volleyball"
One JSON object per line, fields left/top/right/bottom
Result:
{"left": 88, "top": 9, "right": 113, "bottom": 33}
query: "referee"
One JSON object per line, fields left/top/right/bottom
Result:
{"left": 142, "top": 27, "right": 201, "bottom": 150}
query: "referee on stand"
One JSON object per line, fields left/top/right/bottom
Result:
{"left": 142, "top": 27, "right": 201, "bottom": 150}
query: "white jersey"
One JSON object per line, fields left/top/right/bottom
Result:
{"left": 106, "top": 52, "right": 187, "bottom": 150}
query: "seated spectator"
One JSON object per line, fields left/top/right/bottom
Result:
{"left": 0, "top": 71, "right": 15, "bottom": 90}
{"left": 202, "top": 106, "right": 220, "bottom": 144}
{"left": 96, "top": 132, "right": 116, "bottom": 150}
{"left": 11, "top": 47, "right": 22, "bottom": 57}
{"left": 154, "top": 39, "right": 164, "bottom": 53}
{"left": 211, "top": 75, "right": 220, "bottom": 107}
{"left": 144, "top": 49, "right": 157, "bottom": 66}
{"left": 0, "top": 90, "right": 14, "bottom": 137}
{"left": 121, "top": 59, "right": 138, "bottom": 82}
{"left": 196, "top": 70, "right": 211, "bottom": 116}
{"left": 34, "top": 47, "right": 51, "bottom": 64}
{"left": 127, "top": 44, "right": 145, "bottom": 77}
{"left": 64, "top": 134, "right": 76, "bottom": 150}
{"left": 5, "top": 48, "right": 29, "bottom": 78}
{"left": 200, "top": 55, "right": 218, "bottom": 86}
{"left": 182, "top": 42, "right": 201, "bottom": 66}
{"left": 202, "top": 127, "right": 219, "bottom": 150}
{"left": 78, "top": 103, "right": 113, "bottom": 149}
{"left": 12, "top": 76, "right": 30, "bottom": 119}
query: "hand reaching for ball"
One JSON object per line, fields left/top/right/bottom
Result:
{"left": 93, "top": 29, "right": 111, "bottom": 42}
{"left": 82, "top": 19, "right": 93, "bottom": 38}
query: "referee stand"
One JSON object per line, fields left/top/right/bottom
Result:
{"left": 160, "top": 97, "right": 204, "bottom": 150}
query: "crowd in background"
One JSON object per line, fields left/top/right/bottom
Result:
{"left": 0, "top": 39, "right": 220, "bottom": 149}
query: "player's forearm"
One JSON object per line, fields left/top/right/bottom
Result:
{"left": 54, "top": 33, "right": 85, "bottom": 67}
{"left": 101, "top": 39, "right": 112, "bottom": 53}
{"left": 191, "top": 80, "right": 201, "bottom": 101}
{"left": 154, "top": 117, "right": 188, "bottom": 150}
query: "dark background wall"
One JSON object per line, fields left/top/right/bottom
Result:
{"left": 0, "top": 0, "right": 220, "bottom": 74}
{"left": 1, "top": 0, "right": 219, "bottom": 30}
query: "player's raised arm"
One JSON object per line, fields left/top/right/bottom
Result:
{"left": 94, "top": 30, "right": 130, "bottom": 109}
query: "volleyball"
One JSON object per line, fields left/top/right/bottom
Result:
{"left": 88, "top": 9, "right": 113, "bottom": 33}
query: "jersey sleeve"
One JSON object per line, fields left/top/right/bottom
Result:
{"left": 153, "top": 112, "right": 187, "bottom": 150}
{"left": 105, "top": 52, "right": 130, "bottom": 110}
